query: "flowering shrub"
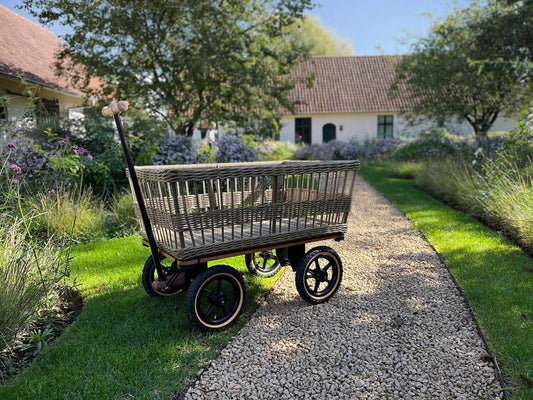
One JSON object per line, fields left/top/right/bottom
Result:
{"left": 215, "top": 134, "right": 257, "bottom": 163}
{"left": 390, "top": 129, "right": 468, "bottom": 161}
{"left": 254, "top": 139, "right": 299, "bottom": 161}
{"left": 292, "top": 140, "right": 363, "bottom": 161}
{"left": 152, "top": 135, "right": 197, "bottom": 165}
{"left": 0, "top": 153, "right": 73, "bottom": 355}
{"left": 2, "top": 128, "right": 94, "bottom": 192}
{"left": 362, "top": 138, "right": 404, "bottom": 162}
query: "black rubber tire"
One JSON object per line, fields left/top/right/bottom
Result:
{"left": 295, "top": 246, "right": 343, "bottom": 304}
{"left": 245, "top": 251, "right": 282, "bottom": 278}
{"left": 142, "top": 255, "right": 182, "bottom": 297}
{"left": 186, "top": 265, "right": 246, "bottom": 333}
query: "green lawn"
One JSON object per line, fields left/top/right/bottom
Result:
{"left": 361, "top": 165, "right": 533, "bottom": 399}
{"left": 0, "top": 236, "right": 280, "bottom": 399}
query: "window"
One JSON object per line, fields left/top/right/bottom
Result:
{"left": 377, "top": 115, "right": 393, "bottom": 139}
{"left": 295, "top": 118, "right": 311, "bottom": 144}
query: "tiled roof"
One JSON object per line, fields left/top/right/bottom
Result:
{"left": 0, "top": 5, "right": 97, "bottom": 97}
{"left": 290, "top": 56, "right": 413, "bottom": 114}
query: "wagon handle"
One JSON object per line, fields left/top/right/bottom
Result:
{"left": 102, "top": 101, "right": 166, "bottom": 281}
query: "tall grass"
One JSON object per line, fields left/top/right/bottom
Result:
{"left": 33, "top": 189, "right": 108, "bottom": 244}
{"left": 414, "top": 158, "right": 533, "bottom": 255}
{"left": 0, "top": 218, "right": 71, "bottom": 353}
{"left": 383, "top": 160, "right": 424, "bottom": 179}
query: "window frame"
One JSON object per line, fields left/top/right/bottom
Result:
{"left": 295, "top": 117, "right": 312, "bottom": 144}
{"left": 377, "top": 115, "right": 394, "bottom": 139}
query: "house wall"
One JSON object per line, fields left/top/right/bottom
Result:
{"left": 0, "top": 76, "right": 89, "bottom": 123}
{"left": 280, "top": 112, "right": 522, "bottom": 144}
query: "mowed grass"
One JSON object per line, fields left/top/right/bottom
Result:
{"left": 0, "top": 236, "right": 281, "bottom": 399}
{"left": 360, "top": 165, "right": 533, "bottom": 399}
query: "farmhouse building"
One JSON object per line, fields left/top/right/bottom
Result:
{"left": 0, "top": 5, "right": 98, "bottom": 124}
{"left": 280, "top": 56, "right": 520, "bottom": 144}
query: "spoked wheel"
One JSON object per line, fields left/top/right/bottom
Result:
{"left": 186, "top": 265, "right": 246, "bottom": 333}
{"left": 295, "top": 246, "right": 343, "bottom": 304}
{"left": 142, "top": 255, "right": 184, "bottom": 297}
{"left": 245, "top": 250, "right": 282, "bottom": 277}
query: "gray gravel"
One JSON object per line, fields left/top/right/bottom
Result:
{"left": 184, "top": 176, "right": 504, "bottom": 400}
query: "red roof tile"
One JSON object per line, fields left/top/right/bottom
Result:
{"left": 0, "top": 5, "right": 97, "bottom": 97}
{"left": 291, "top": 56, "right": 413, "bottom": 114}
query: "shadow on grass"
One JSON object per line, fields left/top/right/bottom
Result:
{"left": 0, "top": 236, "right": 273, "bottom": 400}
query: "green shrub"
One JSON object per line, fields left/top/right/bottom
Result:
{"left": 0, "top": 218, "right": 71, "bottom": 354}
{"left": 33, "top": 189, "right": 107, "bottom": 244}
{"left": 384, "top": 161, "right": 424, "bottom": 179}
{"left": 105, "top": 190, "right": 138, "bottom": 237}
{"left": 254, "top": 139, "right": 299, "bottom": 161}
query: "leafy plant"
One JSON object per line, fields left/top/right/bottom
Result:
{"left": 19, "top": 326, "right": 55, "bottom": 357}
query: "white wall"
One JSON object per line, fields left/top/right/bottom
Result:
{"left": 280, "top": 112, "right": 522, "bottom": 144}
{"left": 0, "top": 76, "right": 90, "bottom": 124}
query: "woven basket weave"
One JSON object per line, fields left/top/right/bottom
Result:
{"left": 128, "top": 160, "right": 360, "bottom": 261}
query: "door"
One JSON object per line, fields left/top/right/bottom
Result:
{"left": 322, "top": 123, "right": 336, "bottom": 143}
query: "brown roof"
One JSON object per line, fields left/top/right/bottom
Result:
{"left": 0, "top": 5, "right": 98, "bottom": 97}
{"left": 291, "top": 56, "right": 413, "bottom": 114}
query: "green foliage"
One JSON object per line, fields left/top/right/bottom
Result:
{"left": 32, "top": 189, "right": 108, "bottom": 244}
{"left": 0, "top": 217, "right": 71, "bottom": 355}
{"left": 383, "top": 161, "right": 424, "bottom": 179}
{"left": 253, "top": 139, "right": 300, "bottom": 161}
{"left": 286, "top": 15, "right": 353, "bottom": 56}
{"left": 21, "top": 0, "right": 314, "bottom": 135}
{"left": 105, "top": 190, "right": 139, "bottom": 238}
{"left": 391, "top": 1, "right": 532, "bottom": 136}
{"left": 390, "top": 129, "right": 470, "bottom": 161}
{"left": 470, "top": 0, "right": 533, "bottom": 90}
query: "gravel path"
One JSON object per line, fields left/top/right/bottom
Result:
{"left": 184, "top": 176, "right": 504, "bottom": 400}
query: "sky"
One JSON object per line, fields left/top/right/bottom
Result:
{"left": 2, "top": 0, "right": 471, "bottom": 56}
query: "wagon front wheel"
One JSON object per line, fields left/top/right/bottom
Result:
{"left": 295, "top": 246, "right": 343, "bottom": 304}
{"left": 142, "top": 255, "right": 183, "bottom": 297}
{"left": 245, "top": 251, "right": 282, "bottom": 277}
{"left": 186, "top": 265, "right": 246, "bottom": 333}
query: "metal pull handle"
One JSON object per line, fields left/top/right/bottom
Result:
{"left": 101, "top": 100, "right": 129, "bottom": 117}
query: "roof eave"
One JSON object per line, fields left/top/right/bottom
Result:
{"left": 0, "top": 70, "right": 95, "bottom": 100}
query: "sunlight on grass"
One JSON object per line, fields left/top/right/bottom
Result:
{"left": 0, "top": 236, "right": 282, "bottom": 400}
{"left": 361, "top": 165, "right": 533, "bottom": 399}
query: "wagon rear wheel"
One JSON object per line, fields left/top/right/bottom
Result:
{"left": 245, "top": 251, "right": 282, "bottom": 277}
{"left": 295, "top": 246, "right": 343, "bottom": 304}
{"left": 186, "top": 265, "right": 246, "bottom": 333}
{"left": 142, "top": 255, "right": 183, "bottom": 297}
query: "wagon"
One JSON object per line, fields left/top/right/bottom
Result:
{"left": 103, "top": 101, "right": 360, "bottom": 333}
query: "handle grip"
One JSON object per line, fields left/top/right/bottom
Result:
{"left": 102, "top": 100, "right": 129, "bottom": 117}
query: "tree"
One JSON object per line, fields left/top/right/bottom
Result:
{"left": 287, "top": 15, "right": 353, "bottom": 56}
{"left": 20, "top": 0, "right": 314, "bottom": 136}
{"left": 470, "top": 0, "right": 533, "bottom": 83}
{"left": 390, "top": 1, "right": 532, "bottom": 137}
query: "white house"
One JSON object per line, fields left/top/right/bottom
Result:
{"left": 0, "top": 6, "right": 99, "bottom": 124}
{"left": 280, "top": 56, "right": 520, "bottom": 144}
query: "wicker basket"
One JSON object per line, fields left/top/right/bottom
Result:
{"left": 128, "top": 160, "right": 360, "bottom": 261}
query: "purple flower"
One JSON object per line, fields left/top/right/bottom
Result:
{"left": 77, "top": 148, "right": 87, "bottom": 154}
{"left": 70, "top": 145, "right": 79, "bottom": 151}
{"left": 12, "top": 179, "right": 19, "bottom": 184}
{"left": 61, "top": 225, "right": 66, "bottom": 230}
{"left": 1, "top": 214, "right": 6, "bottom": 218}
{"left": 48, "top": 189, "right": 55, "bottom": 194}
{"left": 7, "top": 142, "right": 16, "bottom": 149}
{"left": 86, "top": 154, "right": 93, "bottom": 160}
{"left": 9, "top": 164, "right": 21, "bottom": 171}
{"left": 57, "top": 244, "right": 63, "bottom": 248}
